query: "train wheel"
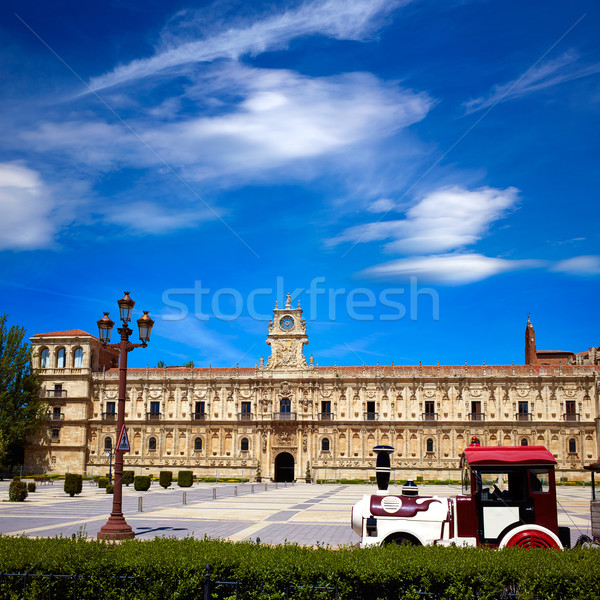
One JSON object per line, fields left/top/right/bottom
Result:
{"left": 505, "top": 529, "right": 560, "bottom": 549}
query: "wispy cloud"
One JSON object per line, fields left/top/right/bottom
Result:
{"left": 88, "top": 0, "right": 410, "bottom": 92}
{"left": 329, "top": 186, "right": 518, "bottom": 254}
{"left": 361, "top": 253, "right": 543, "bottom": 285}
{"left": 551, "top": 255, "right": 600, "bottom": 275}
{"left": 464, "top": 50, "right": 600, "bottom": 113}
{"left": 0, "top": 162, "right": 61, "bottom": 250}
{"left": 25, "top": 66, "right": 432, "bottom": 185}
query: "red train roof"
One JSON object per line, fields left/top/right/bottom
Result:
{"left": 460, "top": 446, "right": 556, "bottom": 468}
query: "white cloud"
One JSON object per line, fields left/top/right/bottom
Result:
{"left": 25, "top": 67, "right": 432, "bottom": 184}
{"left": 88, "top": 0, "right": 410, "bottom": 92}
{"left": 330, "top": 186, "right": 518, "bottom": 254}
{"left": 361, "top": 253, "right": 541, "bottom": 284}
{"left": 0, "top": 162, "right": 58, "bottom": 250}
{"left": 104, "top": 201, "right": 215, "bottom": 234}
{"left": 366, "top": 198, "right": 396, "bottom": 213}
{"left": 464, "top": 51, "right": 600, "bottom": 113}
{"left": 551, "top": 255, "right": 600, "bottom": 275}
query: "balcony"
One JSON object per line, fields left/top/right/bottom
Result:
{"left": 318, "top": 412, "right": 334, "bottom": 421}
{"left": 46, "top": 412, "right": 64, "bottom": 421}
{"left": 191, "top": 412, "right": 207, "bottom": 421}
{"left": 237, "top": 412, "right": 253, "bottom": 421}
{"left": 146, "top": 412, "right": 162, "bottom": 421}
{"left": 363, "top": 412, "right": 379, "bottom": 421}
{"left": 273, "top": 412, "right": 297, "bottom": 421}
{"left": 468, "top": 412, "right": 485, "bottom": 421}
{"left": 45, "top": 389, "right": 67, "bottom": 398}
{"left": 101, "top": 412, "right": 117, "bottom": 421}
{"left": 516, "top": 413, "right": 533, "bottom": 421}
{"left": 421, "top": 412, "right": 438, "bottom": 421}
{"left": 563, "top": 413, "right": 580, "bottom": 422}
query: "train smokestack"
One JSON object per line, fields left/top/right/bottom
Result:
{"left": 373, "top": 445, "right": 394, "bottom": 493}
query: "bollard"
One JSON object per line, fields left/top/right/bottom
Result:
{"left": 251, "top": 484, "right": 254, "bottom": 493}
{"left": 138, "top": 497, "right": 143, "bottom": 512}
{"left": 183, "top": 491, "right": 187, "bottom": 505}
{"left": 275, "top": 482, "right": 278, "bottom": 489}
{"left": 213, "top": 488, "right": 217, "bottom": 500}
{"left": 234, "top": 486, "right": 238, "bottom": 496}
{"left": 265, "top": 483, "right": 268, "bottom": 491}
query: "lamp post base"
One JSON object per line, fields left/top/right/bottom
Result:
{"left": 97, "top": 515, "right": 135, "bottom": 540}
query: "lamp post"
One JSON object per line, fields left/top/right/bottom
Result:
{"left": 96, "top": 292, "right": 154, "bottom": 540}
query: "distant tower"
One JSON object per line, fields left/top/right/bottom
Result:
{"left": 525, "top": 316, "right": 538, "bottom": 365}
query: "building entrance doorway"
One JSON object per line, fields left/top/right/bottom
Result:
{"left": 274, "top": 452, "right": 294, "bottom": 482}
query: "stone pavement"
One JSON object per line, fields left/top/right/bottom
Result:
{"left": 0, "top": 480, "right": 595, "bottom": 546}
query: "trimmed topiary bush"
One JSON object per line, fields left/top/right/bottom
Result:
{"left": 27, "top": 481, "right": 36, "bottom": 493}
{"left": 12, "top": 475, "right": 21, "bottom": 482}
{"left": 64, "top": 474, "right": 83, "bottom": 497}
{"left": 159, "top": 471, "right": 173, "bottom": 489}
{"left": 106, "top": 484, "right": 114, "bottom": 494}
{"left": 177, "top": 470, "right": 193, "bottom": 487}
{"left": 8, "top": 481, "right": 28, "bottom": 502}
{"left": 134, "top": 475, "right": 151, "bottom": 491}
{"left": 97, "top": 477, "right": 109, "bottom": 489}
{"left": 122, "top": 470, "right": 134, "bottom": 486}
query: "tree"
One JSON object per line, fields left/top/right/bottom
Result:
{"left": 0, "top": 314, "right": 45, "bottom": 469}
{"left": 184, "top": 360, "right": 194, "bottom": 368}
{"left": 156, "top": 360, "right": 165, "bottom": 368}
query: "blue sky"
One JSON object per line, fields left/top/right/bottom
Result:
{"left": 0, "top": 0, "right": 598, "bottom": 368}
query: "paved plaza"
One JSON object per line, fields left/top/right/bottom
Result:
{"left": 0, "top": 480, "right": 595, "bottom": 547}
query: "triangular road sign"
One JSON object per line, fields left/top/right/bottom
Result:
{"left": 117, "top": 425, "right": 130, "bottom": 452}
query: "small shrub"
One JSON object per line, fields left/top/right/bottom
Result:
{"left": 12, "top": 476, "right": 20, "bottom": 482}
{"left": 134, "top": 476, "right": 151, "bottom": 491}
{"left": 8, "top": 481, "right": 28, "bottom": 502}
{"left": 177, "top": 471, "right": 193, "bottom": 487}
{"left": 64, "top": 474, "right": 83, "bottom": 497}
{"left": 27, "top": 481, "right": 36, "bottom": 493}
{"left": 106, "top": 484, "right": 114, "bottom": 494}
{"left": 159, "top": 471, "right": 173, "bottom": 489}
{"left": 97, "top": 477, "right": 109, "bottom": 489}
{"left": 122, "top": 471, "right": 134, "bottom": 486}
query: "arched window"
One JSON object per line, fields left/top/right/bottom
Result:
{"left": 148, "top": 437, "right": 157, "bottom": 451}
{"left": 280, "top": 398, "right": 291, "bottom": 413}
{"left": 104, "top": 437, "right": 112, "bottom": 450}
{"left": 194, "top": 437, "right": 203, "bottom": 451}
{"left": 40, "top": 348, "right": 49, "bottom": 368}
{"left": 426, "top": 438, "right": 434, "bottom": 453}
{"left": 321, "top": 438, "right": 330, "bottom": 452}
{"left": 568, "top": 438, "right": 576, "bottom": 454}
{"left": 521, "top": 438, "right": 528, "bottom": 447}
{"left": 57, "top": 348, "right": 66, "bottom": 369}
{"left": 241, "top": 437, "right": 249, "bottom": 452}
{"left": 74, "top": 348, "right": 83, "bottom": 368}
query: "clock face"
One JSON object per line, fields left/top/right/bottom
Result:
{"left": 279, "top": 315, "right": 295, "bottom": 331}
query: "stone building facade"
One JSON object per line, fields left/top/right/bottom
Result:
{"left": 26, "top": 299, "right": 599, "bottom": 481}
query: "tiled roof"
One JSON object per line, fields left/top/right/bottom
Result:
{"left": 32, "top": 329, "right": 93, "bottom": 338}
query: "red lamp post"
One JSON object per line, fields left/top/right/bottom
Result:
{"left": 96, "top": 292, "right": 154, "bottom": 540}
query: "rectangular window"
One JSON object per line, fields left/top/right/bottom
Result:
{"left": 241, "top": 402, "right": 251, "bottom": 414}
{"left": 321, "top": 401, "right": 331, "bottom": 415}
{"left": 53, "top": 406, "right": 61, "bottom": 417}
{"left": 471, "top": 401, "right": 481, "bottom": 417}
{"left": 51, "top": 428, "right": 60, "bottom": 440}
{"left": 150, "top": 402, "right": 160, "bottom": 415}
{"left": 366, "top": 401, "right": 376, "bottom": 420}
{"left": 195, "top": 401, "right": 205, "bottom": 415}
{"left": 106, "top": 402, "right": 116, "bottom": 415}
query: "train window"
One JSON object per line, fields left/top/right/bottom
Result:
{"left": 529, "top": 468, "right": 550, "bottom": 493}
{"left": 462, "top": 467, "right": 471, "bottom": 494}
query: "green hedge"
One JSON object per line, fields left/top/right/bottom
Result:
{"left": 64, "top": 474, "right": 83, "bottom": 497}
{"left": 8, "top": 481, "right": 28, "bottom": 502}
{"left": 177, "top": 470, "right": 193, "bottom": 487}
{"left": 97, "top": 477, "right": 109, "bottom": 489}
{"left": 0, "top": 537, "right": 598, "bottom": 599}
{"left": 159, "top": 470, "right": 173, "bottom": 489}
{"left": 134, "top": 475, "right": 151, "bottom": 491}
{"left": 122, "top": 471, "right": 135, "bottom": 486}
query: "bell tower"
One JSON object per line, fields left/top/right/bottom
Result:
{"left": 525, "top": 315, "right": 538, "bottom": 365}
{"left": 265, "top": 294, "right": 309, "bottom": 370}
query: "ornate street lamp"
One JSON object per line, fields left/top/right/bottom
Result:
{"left": 96, "top": 292, "right": 154, "bottom": 540}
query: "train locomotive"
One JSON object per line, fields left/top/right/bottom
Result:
{"left": 351, "top": 440, "right": 570, "bottom": 549}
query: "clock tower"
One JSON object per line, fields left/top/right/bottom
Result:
{"left": 265, "top": 294, "right": 309, "bottom": 370}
